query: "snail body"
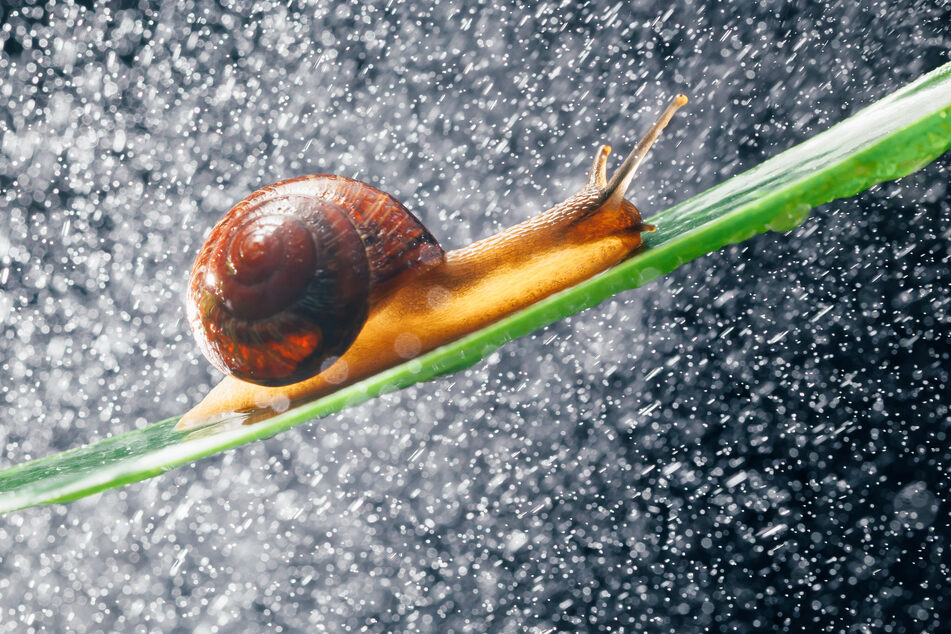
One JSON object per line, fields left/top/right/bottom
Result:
{"left": 178, "top": 95, "right": 687, "bottom": 430}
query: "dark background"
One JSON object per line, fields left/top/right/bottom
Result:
{"left": 0, "top": 0, "right": 949, "bottom": 631}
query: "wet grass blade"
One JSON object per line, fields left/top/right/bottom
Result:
{"left": 1, "top": 63, "right": 950, "bottom": 514}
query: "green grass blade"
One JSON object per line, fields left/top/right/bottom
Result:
{"left": 1, "top": 63, "right": 950, "bottom": 515}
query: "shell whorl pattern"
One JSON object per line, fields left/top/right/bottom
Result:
{"left": 187, "top": 175, "right": 444, "bottom": 387}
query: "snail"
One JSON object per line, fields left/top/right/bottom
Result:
{"left": 177, "top": 95, "right": 688, "bottom": 430}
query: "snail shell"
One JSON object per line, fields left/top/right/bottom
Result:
{"left": 186, "top": 175, "right": 444, "bottom": 386}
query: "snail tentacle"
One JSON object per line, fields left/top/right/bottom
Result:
{"left": 586, "top": 144, "right": 612, "bottom": 188}
{"left": 604, "top": 94, "right": 688, "bottom": 212}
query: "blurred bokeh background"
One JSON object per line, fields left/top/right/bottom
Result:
{"left": 1, "top": 0, "right": 949, "bottom": 631}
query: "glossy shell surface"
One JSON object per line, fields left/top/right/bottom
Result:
{"left": 187, "top": 175, "right": 444, "bottom": 386}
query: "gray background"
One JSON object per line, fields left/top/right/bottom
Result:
{"left": 1, "top": 0, "right": 949, "bottom": 631}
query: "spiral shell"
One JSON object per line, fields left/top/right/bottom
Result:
{"left": 187, "top": 175, "right": 444, "bottom": 386}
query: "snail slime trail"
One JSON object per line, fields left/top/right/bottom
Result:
{"left": 178, "top": 95, "right": 688, "bottom": 430}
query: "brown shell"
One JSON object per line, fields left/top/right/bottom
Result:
{"left": 186, "top": 175, "right": 444, "bottom": 387}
